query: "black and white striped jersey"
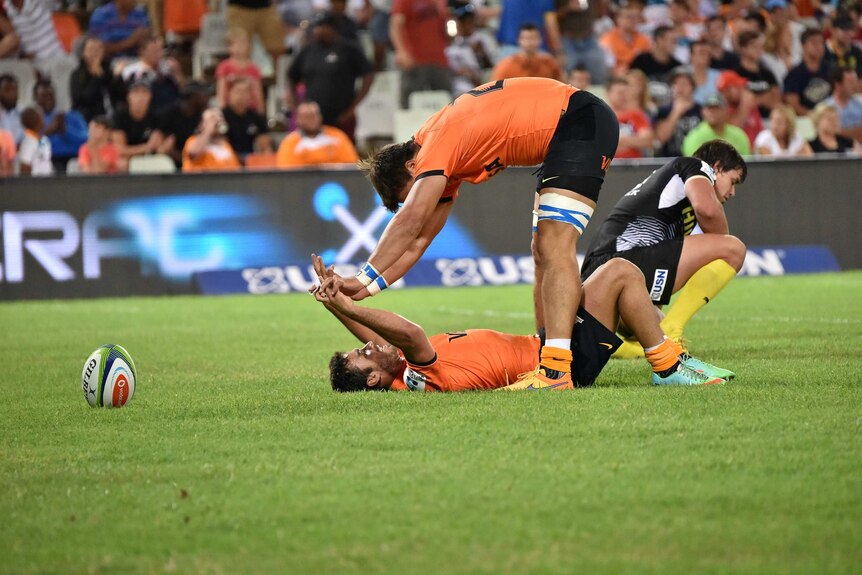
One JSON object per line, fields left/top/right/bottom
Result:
{"left": 586, "top": 157, "right": 716, "bottom": 257}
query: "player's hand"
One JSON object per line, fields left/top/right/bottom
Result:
{"left": 350, "top": 286, "right": 370, "bottom": 301}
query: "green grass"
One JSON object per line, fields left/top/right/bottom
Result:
{"left": 1, "top": 273, "right": 861, "bottom": 574}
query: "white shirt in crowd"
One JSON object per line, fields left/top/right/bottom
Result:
{"left": 754, "top": 129, "right": 808, "bottom": 157}
{"left": 18, "top": 130, "right": 53, "bottom": 175}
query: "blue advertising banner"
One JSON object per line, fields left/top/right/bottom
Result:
{"left": 193, "top": 246, "right": 841, "bottom": 296}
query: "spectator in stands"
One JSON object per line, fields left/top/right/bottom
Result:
{"left": 226, "top": 0, "right": 284, "bottom": 67}
{"left": 630, "top": 26, "right": 682, "bottom": 83}
{"left": 626, "top": 68, "right": 657, "bottom": 117}
{"left": 156, "top": 80, "right": 211, "bottom": 167}
{"left": 754, "top": 103, "right": 812, "bottom": 156}
{"left": 567, "top": 64, "right": 591, "bottom": 90}
{"left": 0, "top": 127, "right": 13, "bottom": 176}
{"left": 327, "top": 0, "right": 360, "bottom": 42}
{"left": 120, "top": 34, "right": 183, "bottom": 114}
{"left": 761, "top": 0, "right": 800, "bottom": 85}
{"left": 0, "top": 73, "right": 22, "bottom": 144}
{"left": 276, "top": 100, "right": 357, "bottom": 167}
{"left": 34, "top": 80, "right": 88, "bottom": 173}
{"left": 655, "top": 67, "right": 702, "bottom": 157}
{"left": 557, "top": 0, "right": 606, "bottom": 84}
{"left": 223, "top": 77, "right": 272, "bottom": 159}
{"left": 182, "top": 107, "right": 241, "bottom": 172}
{"left": 735, "top": 30, "right": 780, "bottom": 119}
{"left": 0, "top": 11, "right": 20, "bottom": 58}
{"left": 600, "top": 3, "right": 651, "bottom": 76}
{"left": 88, "top": 0, "right": 151, "bottom": 60}
{"left": 808, "top": 101, "right": 862, "bottom": 154}
{"left": 691, "top": 39, "right": 720, "bottom": 105}
{"left": 446, "top": 4, "right": 497, "bottom": 98}
{"left": 112, "top": 79, "right": 171, "bottom": 161}
{"left": 496, "top": 0, "right": 561, "bottom": 61}
{"left": 823, "top": 67, "right": 862, "bottom": 142}
{"left": 367, "top": 0, "right": 392, "bottom": 71}
{"left": 78, "top": 115, "right": 123, "bottom": 174}
{"left": 18, "top": 106, "right": 51, "bottom": 175}
{"left": 390, "top": 0, "right": 451, "bottom": 109}
{"left": 607, "top": 75, "right": 653, "bottom": 158}
{"left": 71, "top": 36, "right": 117, "bottom": 122}
{"left": 288, "top": 12, "right": 373, "bottom": 138}
{"left": 491, "top": 22, "right": 563, "bottom": 81}
{"left": 2, "top": 0, "right": 65, "bottom": 73}
{"left": 718, "top": 69, "right": 762, "bottom": 146}
{"left": 216, "top": 28, "right": 264, "bottom": 113}
{"left": 682, "top": 93, "right": 751, "bottom": 155}
{"left": 827, "top": 13, "right": 862, "bottom": 79}
{"left": 783, "top": 28, "right": 831, "bottom": 116}
{"left": 668, "top": 0, "right": 702, "bottom": 62}
{"left": 704, "top": 15, "right": 738, "bottom": 70}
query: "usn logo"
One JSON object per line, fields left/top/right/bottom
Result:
{"left": 650, "top": 268, "right": 669, "bottom": 301}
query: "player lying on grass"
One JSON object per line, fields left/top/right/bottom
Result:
{"left": 579, "top": 140, "right": 748, "bottom": 358}
{"left": 309, "top": 255, "right": 733, "bottom": 392}
{"left": 339, "top": 77, "right": 620, "bottom": 392}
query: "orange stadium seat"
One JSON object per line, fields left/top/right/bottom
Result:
{"left": 52, "top": 12, "right": 81, "bottom": 54}
{"left": 244, "top": 153, "right": 279, "bottom": 169}
{"left": 165, "top": 0, "right": 207, "bottom": 35}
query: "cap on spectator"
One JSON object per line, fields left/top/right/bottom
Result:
{"left": 128, "top": 77, "right": 152, "bottom": 91}
{"left": 703, "top": 93, "right": 726, "bottom": 107}
{"left": 668, "top": 65, "right": 694, "bottom": 83}
{"left": 833, "top": 13, "right": 856, "bottom": 30}
{"left": 717, "top": 70, "right": 748, "bottom": 90}
{"left": 182, "top": 80, "right": 214, "bottom": 98}
{"left": 312, "top": 12, "right": 338, "bottom": 28}
{"left": 764, "top": 0, "right": 788, "bottom": 11}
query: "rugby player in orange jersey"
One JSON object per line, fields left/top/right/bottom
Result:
{"left": 309, "top": 255, "right": 730, "bottom": 391}
{"left": 334, "top": 77, "right": 621, "bottom": 391}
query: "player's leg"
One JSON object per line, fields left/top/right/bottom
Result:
{"left": 660, "top": 234, "right": 746, "bottom": 341}
{"left": 531, "top": 195, "right": 545, "bottom": 333}
{"left": 583, "top": 259, "right": 729, "bottom": 385}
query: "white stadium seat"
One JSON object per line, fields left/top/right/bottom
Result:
{"left": 408, "top": 90, "right": 451, "bottom": 112}
{"left": 129, "top": 154, "right": 177, "bottom": 174}
{"left": 0, "top": 60, "right": 37, "bottom": 108}
{"left": 355, "top": 70, "right": 400, "bottom": 145}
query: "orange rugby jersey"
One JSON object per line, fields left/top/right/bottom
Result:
{"left": 412, "top": 77, "right": 577, "bottom": 199}
{"left": 390, "top": 330, "right": 540, "bottom": 392}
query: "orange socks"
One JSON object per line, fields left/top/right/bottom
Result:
{"left": 644, "top": 337, "right": 684, "bottom": 373}
{"left": 540, "top": 346, "right": 573, "bottom": 374}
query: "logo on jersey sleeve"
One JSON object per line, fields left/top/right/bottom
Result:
{"left": 403, "top": 367, "right": 427, "bottom": 392}
{"left": 682, "top": 205, "right": 697, "bottom": 236}
{"left": 699, "top": 161, "right": 716, "bottom": 184}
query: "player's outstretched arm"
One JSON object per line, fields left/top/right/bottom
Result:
{"left": 314, "top": 275, "right": 436, "bottom": 364}
{"left": 685, "top": 177, "right": 729, "bottom": 235}
{"left": 380, "top": 200, "right": 453, "bottom": 286}
{"left": 347, "top": 175, "right": 448, "bottom": 300}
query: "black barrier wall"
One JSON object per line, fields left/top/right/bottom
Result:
{"left": 1, "top": 158, "right": 859, "bottom": 300}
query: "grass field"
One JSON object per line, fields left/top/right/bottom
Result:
{"left": 1, "top": 272, "right": 861, "bottom": 574}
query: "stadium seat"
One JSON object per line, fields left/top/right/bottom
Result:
{"left": 355, "top": 70, "right": 399, "bottom": 145}
{"left": 408, "top": 90, "right": 451, "bottom": 112}
{"left": 0, "top": 60, "right": 37, "bottom": 108}
{"left": 244, "top": 153, "right": 278, "bottom": 169}
{"left": 394, "top": 108, "right": 434, "bottom": 143}
{"left": 52, "top": 12, "right": 82, "bottom": 54}
{"left": 129, "top": 154, "right": 176, "bottom": 174}
{"left": 65, "top": 158, "right": 81, "bottom": 175}
{"left": 192, "top": 12, "right": 228, "bottom": 79}
{"left": 587, "top": 85, "right": 609, "bottom": 104}
{"left": 796, "top": 116, "right": 816, "bottom": 142}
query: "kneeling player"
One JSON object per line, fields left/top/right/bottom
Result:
{"left": 309, "top": 255, "right": 732, "bottom": 392}
{"left": 580, "top": 140, "right": 748, "bottom": 357}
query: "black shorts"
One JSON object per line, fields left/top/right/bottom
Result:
{"left": 534, "top": 90, "right": 620, "bottom": 202}
{"left": 581, "top": 238, "right": 684, "bottom": 306}
{"left": 539, "top": 307, "right": 622, "bottom": 388}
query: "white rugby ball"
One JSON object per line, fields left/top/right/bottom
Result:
{"left": 81, "top": 344, "right": 137, "bottom": 408}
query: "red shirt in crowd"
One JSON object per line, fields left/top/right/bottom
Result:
{"left": 391, "top": 0, "right": 449, "bottom": 67}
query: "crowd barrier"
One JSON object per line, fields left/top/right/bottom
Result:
{"left": 0, "top": 157, "right": 858, "bottom": 300}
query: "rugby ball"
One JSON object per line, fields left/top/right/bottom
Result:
{"left": 81, "top": 344, "right": 137, "bottom": 408}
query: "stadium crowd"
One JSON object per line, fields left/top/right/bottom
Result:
{"left": 0, "top": 0, "right": 860, "bottom": 177}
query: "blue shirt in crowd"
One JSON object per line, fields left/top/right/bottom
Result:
{"left": 88, "top": 2, "right": 150, "bottom": 58}
{"left": 496, "top": 0, "right": 555, "bottom": 50}
{"left": 43, "top": 109, "right": 88, "bottom": 159}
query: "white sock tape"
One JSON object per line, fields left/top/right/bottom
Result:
{"left": 535, "top": 193, "right": 594, "bottom": 235}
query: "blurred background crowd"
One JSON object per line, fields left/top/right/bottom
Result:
{"left": 0, "top": 0, "right": 860, "bottom": 178}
